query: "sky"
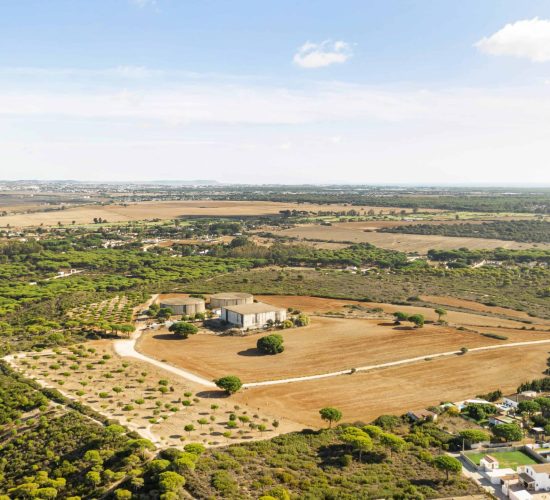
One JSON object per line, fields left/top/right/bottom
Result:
{"left": 1, "top": 0, "right": 550, "bottom": 185}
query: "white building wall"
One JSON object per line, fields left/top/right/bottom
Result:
{"left": 222, "top": 308, "right": 287, "bottom": 329}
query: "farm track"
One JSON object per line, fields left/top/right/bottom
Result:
{"left": 117, "top": 327, "right": 550, "bottom": 388}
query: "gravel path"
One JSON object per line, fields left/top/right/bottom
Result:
{"left": 116, "top": 327, "right": 550, "bottom": 388}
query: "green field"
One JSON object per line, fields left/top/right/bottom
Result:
{"left": 467, "top": 450, "right": 537, "bottom": 470}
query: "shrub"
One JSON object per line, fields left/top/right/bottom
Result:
{"left": 257, "top": 334, "right": 284, "bottom": 355}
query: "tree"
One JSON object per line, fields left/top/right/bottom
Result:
{"left": 374, "top": 414, "right": 401, "bottom": 430}
{"left": 294, "top": 314, "right": 310, "bottom": 327}
{"left": 493, "top": 423, "right": 523, "bottom": 442}
{"left": 458, "top": 429, "right": 490, "bottom": 445}
{"left": 433, "top": 455, "right": 462, "bottom": 481}
{"left": 434, "top": 308, "right": 447, "bottom": 322}
{"left": 158, "top": 471, "right": 185, "bottom": 493}
{"left": 215, "top": 376, "right": 243, "bottom": 394}
{"left": 340, "top": 427, "right": 373, "bottom": 461}
{"left": 184, "top": 424, "right": 195, "bottom": 435}
{"left": 517, "top": 400, "right": 541, "bottom": 418}
{"left": 257, "top": 334, "right": 284, "bottom": 355}
{"left": 168, "top": 321, "right": 198, "bottom": 339}
{"left": 114, "top": 489, "right": 133, "bottom": 500}
{"left": 380, "top": 432, "right": 406, "bottom": 457}
{"left": 393, "top": 312, "right": 409, "bottom": 324}
{"left": 156, "top": 308, "right": 172, "bottom": 321}
{"left": 408, "top": 314, "right": 425, "bottom": 328}
{"left": 118, "top": 323, "right": 135, "bottom": 337}
{"left": 319, "top": 407, "right": 342, "bottom": 428}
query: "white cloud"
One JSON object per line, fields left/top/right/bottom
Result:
{"left": 293, "top": 40, "right": 352, "bottom": 68}
{"left": 475, "top": 17, "right": 550, "bottom": 62}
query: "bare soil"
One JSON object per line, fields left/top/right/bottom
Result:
{"left": 236, "top": 344, "right": 550, "bottom": 427}
{"left": 10, "top": 341, "right": 302, "bottom": 447}
{"left": 272, "top": 222, "right": 549, "bottom": 251}
{"left": 138, "top": 295, "right": 550, "bottom": 382}
{"left": 0, "top": 201, "right": 432, "bottom": 228}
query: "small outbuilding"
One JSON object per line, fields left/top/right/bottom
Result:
{"left": 209, "top": 292, "right": 253, "bottom": 309}
{"left": 221, "top": 302, "right": 287, "bottom": 329}
{"left": 159, "top": 296, "right": 206, "bottom": 316}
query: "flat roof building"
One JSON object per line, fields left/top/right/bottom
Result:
{"left": 221, "top": 302, "right": 286, "bottom": 330}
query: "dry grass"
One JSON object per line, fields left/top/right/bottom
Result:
{"left": 0, "top": 201, "right": 432, "bottom": 227}
{"left": 10, "top": 341, "right": 302, "bottom": 447}
{"left": 236, "top": 344, "right": 550, "bottom": 427}
{"left": 271, "top": 222, "right": 550, "bottom": 251}
{"left": 138, "top": 316, "right": 550, "bottom": 383}
{"left": 255, "top": 295, "right": 548, "bottom": 328}
{"left": 138, "top": 295, "right": 550, "bottom": 383}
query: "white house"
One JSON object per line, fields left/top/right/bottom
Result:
{"left": 517, "top": 463, "right": 550, "bottom": 492}
{"left": 484, "top": 467, "right": 515, "bottom": 485}
{"left": 221, "top": 302, "right": 287, "bottom": 329}
{"left": 480, "top": 454, "right": 499, "bottom": 471}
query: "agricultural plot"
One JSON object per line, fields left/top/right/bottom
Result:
{"left": 138, "top": 314, "right": 550, "bottom": 383}
{"left": 67, "top": 294, "right": 143, "bottom": 326}
{"left": 271, "top": 222, "right": 550, "bottom": 252}
{"left": 237, "top": 343, "right": 550, "bottom": 427}
{"left": 0, "top": 200, "right": 433, "bottom": 228}
{"left": 8, "top": 342, "right": 301, "bottom": 448}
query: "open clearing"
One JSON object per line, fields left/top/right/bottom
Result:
{"left": 235, "top": 343, "right": 550, "bottom": 427}
{"left": 254, "top": 295, "right": 549, "bottom": 328}
{"left": 0, "top": 200, "right": 430, "bottom": 227}
{"left": 271, "top": 222, "right": 550, "bottom": 251}
{"left": 138, "top": 316, "right": 550, "bottom": 382}
{"left": 138, "top": 295, "right": 550, "bottom": 383}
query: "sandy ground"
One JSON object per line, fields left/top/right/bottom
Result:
{"left": 8, "top": 341, "right": 303, "bottom": 447}
{"left": 421, "top": 295, "right": 550, "bottom": 325}
{"left": 0, "top": 200, "right": 430, "bottom": 228}
{"left": 138, "top": 294, "right": 550, "bottom": 382}
{"left": 255, "top": 295, "right": 548, "bottom": 328}
{"left": 236, "top": 343, "right": 550, "bottom": 427}
{"left": 271, "top": 222, "right": 549, "bottom": 251}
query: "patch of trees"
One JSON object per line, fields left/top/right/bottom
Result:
{"left": 518, "top": 377, "right": 550, "bottom": 393}
{"left": 184, "top": 420, "right": 479, "bottom": 499}
{"left": 427, "top": 247, "right": 550, "bottom": 266}
{"left": 382, "top": 220, "right": 550, "bottom": 243}
{"left": 393, "top": 312, "right": 425, "bottom": 328}
{"left": 211, "top": 241, "right": 417, "bottom": 269}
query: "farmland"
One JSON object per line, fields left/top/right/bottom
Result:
{"left": 0, "top": 200, "right": 427, "bottom": 228}
{"left": 236, "top": 343, "right": 550, "bottom": 427}
{"left": 270, "top": 221, "right": 550, "bottom": 252}
{"left": 138, "top": 295, "right": 550, "bottom": 383}
{"left": 7, "top": 341, "right": 302, "bottom": 447}
{"left": 1, "top": 184, "right": 549, "bottom": 498}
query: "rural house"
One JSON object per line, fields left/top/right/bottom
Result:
{"left": 221, "top": 302, "right": 287, "bottom": 329}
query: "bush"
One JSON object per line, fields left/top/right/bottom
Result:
{"left": 168, "top": 322, "right": 198, "bottom": 339}
{"left": 214, "top": 376, "right": 243, "bottom": 394}
{"left": 257, "top": 334, "right": 284, "bottom": 355}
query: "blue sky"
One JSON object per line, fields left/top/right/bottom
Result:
{"left": 1, "top": 0, "right": 550, "bottom": 184}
